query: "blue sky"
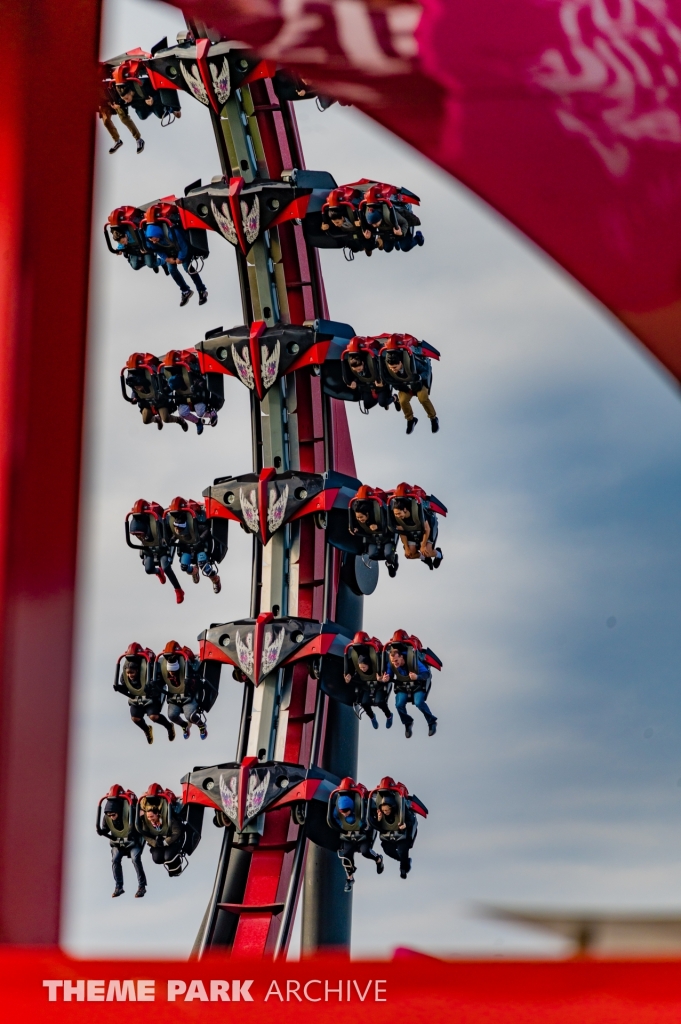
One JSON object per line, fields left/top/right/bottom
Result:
{"left": 64, "top": 0, "right": 681, "bottom": 958}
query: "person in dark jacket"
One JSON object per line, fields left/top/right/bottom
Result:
{"left": 99, "top": 80, "right": 144, "bottom": 154}
{"left": 145, "top": 224, "right": 208, "bottom": 307}
{"left": 382, "top": 643, "right": 437, "bottom": 738}
{"left": 332, "top": 794, "right": 383, "bottom": 892}
{"left": 139, "top": 797, "right": 184, "bottom": 876}
{"left": 360, "top": 201, "right": 423, "bottom": 253}
{"left": 101, "top": 797, "right": 147, "bottom": 898}
{"left": 344, "top": 653, "right": 393, "bottom": 730}
{"left": 383, "top": 345, "right": 438, "bottom": 434}
{"left": 113, "top": 654, "right": 175, "bottom": 745}
{"left": 128, "top": 512, "right": 185, "bottom": 605}
{"left": 374, "top": 792, "right": 417, "bottom": 879}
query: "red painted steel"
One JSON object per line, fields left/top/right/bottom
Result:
{"left": 0, "top": 0, "right": 100, "bottom": 943}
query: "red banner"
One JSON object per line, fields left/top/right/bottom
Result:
{"left": 6, "top": 949, "right": 681, "bottom": 1022}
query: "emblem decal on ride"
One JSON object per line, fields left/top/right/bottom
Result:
{"left": 267, "top": 483, "right": 288, "bottom": 535}
{"left": 261, "top": 627, "right": 285, "bottom": 678}
{"left": 245, "top": 770, "right": 270, "bottom": 821}
{"left": 211, "top": 200, "right": 239, "bottom": 246}
{"left": 233, "top": 344, "right": 255, "bottom": 390}
{"left": 532, "top": 0, "right": 681, "bottom": 175}
{"left": 210, "top": 57, "right": 231, "bottom": 105}
{"left": 181, "top": 61, "right": 210, "bottom": 105}
{"left": 235, "top": 630, "right": 254, "bottom": 677}
{"left": 240, "top": 488, "right": 259, "bottom": 533}
{"left": 261, "top": 339, "right": 280, "bottom": 392}
{"left": 242, "top": 196, "right": 260, "bottom": 244}
{"left": 219, "top": 774, "right": 238, "bottom": 822}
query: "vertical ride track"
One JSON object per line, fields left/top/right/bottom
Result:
{"left": 183, "top": 27, "right": 362, "bottom": 959}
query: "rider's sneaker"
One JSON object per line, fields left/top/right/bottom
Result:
{"left": 180, "top": 289, "right": 194, "bottom": 307}
{"left": 136, "top": 138, "right": 145, "bottom": 154}
{"left": 109, "top": 139, "right": 123, "bottom": 154}
{"left": 198, "top": 290, "right": 208, "bottom": 305}
{"left": 406, "top": 417, "right": 418, "bottom": 435}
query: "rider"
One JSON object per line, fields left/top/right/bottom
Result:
{"left": 343, "top": 632, "right": 393, "bottom": 730}
{"left": 330, "top": 782, "right": 384, "bottom": 892}
{"left": 122, "top": 352, "right": 188, "bottom": 431}
{"left": 138, "top": 789, "right": 185, "bottom": 877}
{"left": 99, "top": 788, "right": 147, "bottom": 898}
{"left": 164, "top": 498, "right": 222, "bottom": 595}
{"left": 161, "top": 349, "right": 217, "bottom": 435}
{"left": 390, "top": 484, "right": 443, "bottom": 569}
{"left": 127, "top": 499, "right": 185, "bottom": 605}
{"left": 373, "top": 781, "right": 418, "bottom": 879}
{"left": 158, "top": 641, "right": 208, "bottom": 741}
{"left": 144, "top": 223, "right": 208, "bottom": 308}
{"left": 113, "top": 643, "right": 175, "bottom": 745}
{"left": 320, "top": 188, "right": 360, "bottom": 237}
{"left": 382, "top": 338, "right": 438, "bottom": 435}
{"left": 99, "top": 75, "right": 144, "bottom": 155}
{"left": 382, "top": 630, "right": 437, "bottom": 738}
{"left": 359, "top": 186, "right": 424, "bottom": 253}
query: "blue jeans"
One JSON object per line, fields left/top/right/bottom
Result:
{"left": 168, "top": 698, "right": 202, "bottom": 726}
{"left": 180, "top": 550, "right": 216, "bottom": 577}
{"left": 395, "top": 689, "right": 435, "bottom": 724}
{"left": 168, "top": 262, "right": 206, "bottom": 294}
{"left": 111, "top": 842, "right": 146, "bottom": 890}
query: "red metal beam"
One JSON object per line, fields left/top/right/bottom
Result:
{"left": 0, "top": 0, "right": 100, "bottom": 944}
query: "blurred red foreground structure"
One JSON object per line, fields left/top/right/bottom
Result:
{"left": 2, "top": 0, "right": 681, "bottom": 1017}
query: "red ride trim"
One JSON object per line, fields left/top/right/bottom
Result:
{"left": 266, "top": 777, "right": 322, "bottom": 810}
{"left": 228, "top": 177, "right": 248, "bottom": 254}
{"left": 204, "top": 495, "right": 241, "bottom": 522}
{"left": 281, "top": 632, "right": 336, "bottom": 665}
{"left": 249, "top": 320, "right": 267, "bottom": 400}
{"left": 253, "top": 611, "right": 275, "bottom": 685}
{"left": 237, "top": 756, "right": 259, "bottom": 829}
{"left": 286, "top": 340, "right": 331, "bottom": 374}
{"left": 196, "top": 350, "right": 234, "bottom": 376}
{"left": 269, "top": 194, "right": 311, "bottom": 227}
{"left": 195, "top": 38, "right": 220, "bottom": 114}
{"left": 198, "top": 638, "right": 237, "bottom": 666}
{"left": 181, "top": 781, "right": 220, "bottom": 809}
{"left": 176, "top": 206, "right": 215, "bottom": 232}
{"left": 290, "top": 487, "right": 339, "bottom": 520}
{"left": 146, "top": 66, "right": 179, "bottom": 91}
{"left": 241, "top": 59, "right": 278, "bottom": 85}
{"left": 258, "top": 466, "right": 277, "bottom": 543}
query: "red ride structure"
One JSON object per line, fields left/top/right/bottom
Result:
{"left": 106, "top": 22, "right": 371, "bottom": 958}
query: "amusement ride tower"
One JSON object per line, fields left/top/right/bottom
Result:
{"left": 105, "top": 15, "right": 438, "bottom": 960}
